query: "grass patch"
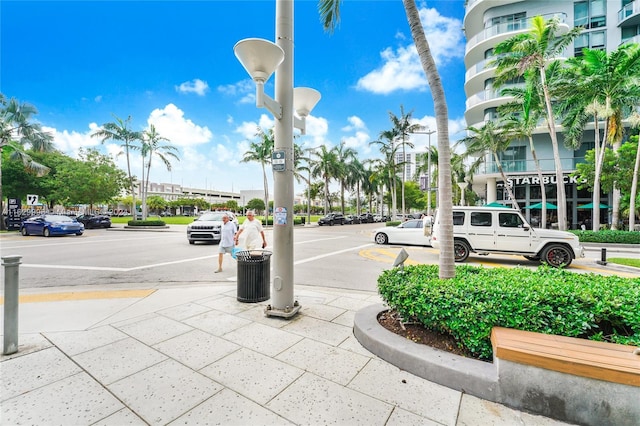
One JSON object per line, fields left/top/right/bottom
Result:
{"left": 608, "top": 258, "right": 640, "bottom": 268}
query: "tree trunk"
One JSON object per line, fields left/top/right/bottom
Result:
{"left": 629, "top": 140, "right": 640, "bottom": 230}
{"left": 540, "top": 69, "right": 567, "bottom": 231}
{"left": 403, "top": 0, "right": 454, "bottom": 278}
{"left": 529, "top": 136, "right": 547, "bottom": 228}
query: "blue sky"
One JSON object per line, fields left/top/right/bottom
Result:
{"left": 1, "top": 0, "right": 468, "bottom": 196}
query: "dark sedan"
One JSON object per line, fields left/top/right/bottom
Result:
{"left": 76, "top": 214, "right": 112, "bottom": 229}
{"left": 20, "top": 214, "right": 84, "bottom": 237}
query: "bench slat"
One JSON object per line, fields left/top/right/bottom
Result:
{"left": 492, "top": 327, "right": 640, "bottom": 386}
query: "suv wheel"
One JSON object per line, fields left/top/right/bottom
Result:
{"left": 329, "top": 220, "right": 334, "bottom": 226}
{"left": 454, "top": 240, "right": 470, "bottom": 262}
{"left": 541, "top": 244, "right": 572, "bottom": 268}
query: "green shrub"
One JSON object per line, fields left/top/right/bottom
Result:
{"left": 127, "top": 220, "right": 166, "bottom": 226}
{"left": 571, "top": 230, "right": 640, "bottom": 244}
{"left": 378, "top": 265, "right": 640, "bottom": 360}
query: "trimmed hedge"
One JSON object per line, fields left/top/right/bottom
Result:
{"left": 378, "top": 265, "right": 640, "bottom": 360}
{"left": 571, "top": 230, "right": 640, "bottom": 244}
{"left": 127, "top": 220, "right": 167, "bottom": 226}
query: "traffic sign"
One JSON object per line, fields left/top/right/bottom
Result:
{"left": 26, "top": 194, "right": 39, "bottom": 206}
{"left": 272, "top": 150, "right": 285, "bottom": 172}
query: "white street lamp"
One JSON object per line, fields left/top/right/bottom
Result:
{"left": 234, "top": 2, "right": 321, "bottom": 319}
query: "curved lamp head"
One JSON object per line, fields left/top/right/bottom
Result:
{"left": 233, "top": 38, "right": 284, "bottom": 83}
{"left": 293, "top": 87, "right": 321, "bottom": 117}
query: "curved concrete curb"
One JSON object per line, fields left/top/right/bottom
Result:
{"left": 354, "top": 304, "right": 499, "bottom": 401}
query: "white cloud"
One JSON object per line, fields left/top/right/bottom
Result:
{"left": 175, "top": 78, "right": 209, "bottom": 96}
{"left": 147, "top": 104, "right": 213, "bottom": 147}
{"left": 341, "top": 116, "right": 366, "bottom": 132}
{"left": 94, "top": 95, "right": 102, "bottom": 103}
{"left": 44, "top": 123, "right": 101, "bottom": 157}
{"left": 356, "top": 6, "right": 464, "bottom": 94}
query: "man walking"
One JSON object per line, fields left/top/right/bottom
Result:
{"left": 235, "top": 210, "right": 267, "bottom": 250}
{"left": 215, "top": 213, "right": 237, "bottom": 273}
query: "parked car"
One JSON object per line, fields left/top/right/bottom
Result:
{"left": 372, "top": 219, "right": 430, "bottom": 246}
{"left": 344, "top": 215, "right": 361, "bottom": 225}
{"left": 76, "top": 214, "right": 112, "bottom": 229}
{"left": 373, "top": 214, "right": 388, "bottom": 223}
{"left": 429, "top": 206, "right": 584, "bottom": 267}
{"left": 359, "top": 213, "right": 374, "bottom": 223}
{"left": 186, "top": 211, "right": 238, "bottom": 244}
{"left": 317, "top": 213, "right": 345, "bottom": 226}
{"left": 20, "top": 214, "right": 84, "bottom": 237}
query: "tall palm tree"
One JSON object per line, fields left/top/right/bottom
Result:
{"left": 141, "top": 124, "right": 179, "bottom": 219}
{"left": 459, "top": 121, "right": 521, "bottom": 210}
{"left": 492, "top": 16, "right": 583, "bottom": 231}
{"left": 91, "top": 115, "right": 142, "bottom": 219}
{"left": 334, "top": 141, "right": 357, "bottom": 214}
{"left": 0, "top": 96, "right": 53, "bottom": 230}
{"left": 346, "top": 157, "right": 366, "bottom": 215}
{"left": 320, "top": 0, "right": 455, "bottom": 277}
{"left": 371, "top": 129, "right": 400, "bottom": 219}
{"left": 241, "top": 127, "right": 274, "bottom": 223}
{"left": 560, "top": 44, "right": 640, "bottom": 230}
{"left": 388, "top": 105, "right": 422, "bottom": 216}
{"left": 310, "top": 144, "right": 340, "bottom": 215}
{"left": 500, "top": 71, "right": 549, "bottom": 227}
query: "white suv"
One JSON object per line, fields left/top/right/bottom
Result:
{"left": 428, "top": 206, "right": 584, "bottom": 268}
{"left": 187, "top": 211, "right": 238, "bottom": 244}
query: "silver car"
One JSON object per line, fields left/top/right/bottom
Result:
{"left": 187, "top": 211, "right": 237, "bottom": 244}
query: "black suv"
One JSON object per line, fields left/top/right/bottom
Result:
{"left": 318, "top": 213, "right": 345, "bottom": 226}
{"left": 358, "top": 213, "right": 374, "bottom": 223}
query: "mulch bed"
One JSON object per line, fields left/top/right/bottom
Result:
{"left": 377, "top": 309, "right": 483, "bottom": 361}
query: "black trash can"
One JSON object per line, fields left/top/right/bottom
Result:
{"left": 236, "top": 250, "right": 272, "bottom": 303}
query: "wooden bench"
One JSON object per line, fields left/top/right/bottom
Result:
{"left": 491, "top": 326, "right": 640, "bottom": 387}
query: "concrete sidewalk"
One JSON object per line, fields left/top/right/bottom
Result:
{"left": 1, "top": 283, "right": 570, "bottom": 426}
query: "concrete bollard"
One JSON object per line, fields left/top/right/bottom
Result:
{"left": 3, "top": 255, "right": 22, "bottom": 355}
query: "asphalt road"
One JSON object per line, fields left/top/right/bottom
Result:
{"left": 1, "top": 223, "right": 638, "bottom": 291}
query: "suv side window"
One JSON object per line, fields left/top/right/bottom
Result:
{"left": 498, "top": 212, "right": 524, "bottom": 228}
{"left": 453, "top": 212, "right": 465, "bottom": 226}
{"left": 471, "top": 212, "right": 492, "bottom": 227}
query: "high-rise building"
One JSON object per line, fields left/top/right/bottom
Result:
{"left": 463, "top": 0, "right": 637, "bottom": 229}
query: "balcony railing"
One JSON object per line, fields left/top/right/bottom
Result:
{"left": 467, "top": 12, "right": 567, "bottom": 51}
{"left": 479, "top": 156, "right": 585, "bottom": 175}
{"left": 618, "top": 0, "right": 640, "bottom": 23}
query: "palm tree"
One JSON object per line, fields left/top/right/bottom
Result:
{"left": 346, "top": 157, "right": 366, "bottom": 215}
{"left": 499, "top": 71, "right": 549, "bottom": 227}
{"left": 320, "top": 0, "right": 455, "bottom": 277}
{"left": 0, "top": 96, "right": 53, "bottom": 230}
{"left": 560, "top": 44, "right": 640, "bottom": 230}
{"left": 459, "top": 121, "right": 521, "bottom": 210}
{"left": 241, "top": 127, "right": 274, "bottom": 223}
{"left": 91, "top": 115, "right": 142, "bottom": 220}
{"left": 388, "top": 105, "right": 422, "bottom": 216}
{"left": 492, "top": 16, "right": 583, "bottom": 231}
{"left": 334, "top": 141, "right": 358, "bottom": 214}
{"left": 310, "top": 144, "right": 340, "bottom": 215}
{"left": 141, "top": 124, "right": 179, "bottom": 219}
{"left": 371, "top": 129, "right": 400, "bottom": 219}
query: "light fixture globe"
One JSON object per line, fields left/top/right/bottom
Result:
{"left": 293, "top": 87, "right": 321, "bottom": 117}
{"left": 233, "top": 38, "right": 284, "bottom": 83}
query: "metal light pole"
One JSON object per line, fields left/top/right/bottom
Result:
{"left": 234, "top": 1, "right": 320, "bottom": 319}
{"left": 413, "top": 129, "right": 436, "bottom": 216}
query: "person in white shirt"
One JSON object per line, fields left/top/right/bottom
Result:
{"left": 215, "top": 214, "right": 237, "bottom": 273}
{"left": 235, "top": 210, "right": 267, "bottom": 250}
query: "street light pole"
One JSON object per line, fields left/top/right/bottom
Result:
{"left": 413, "top": 129, "right": 436, "bottom": 216}
{"left": 271, "top": 0, "right": 297, "bottom": 317}
{"left": 234, "top": 1, "right": 320, "bottom": 319}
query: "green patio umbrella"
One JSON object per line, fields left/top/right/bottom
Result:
{"left": 485, "top": 201, "right": 510, "bottom": 208}
{"left": 577, "top": 202, "right": 609, "bottom": 209}
{"left": 525, "top": 202, "right": 557, "bottom": 210}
